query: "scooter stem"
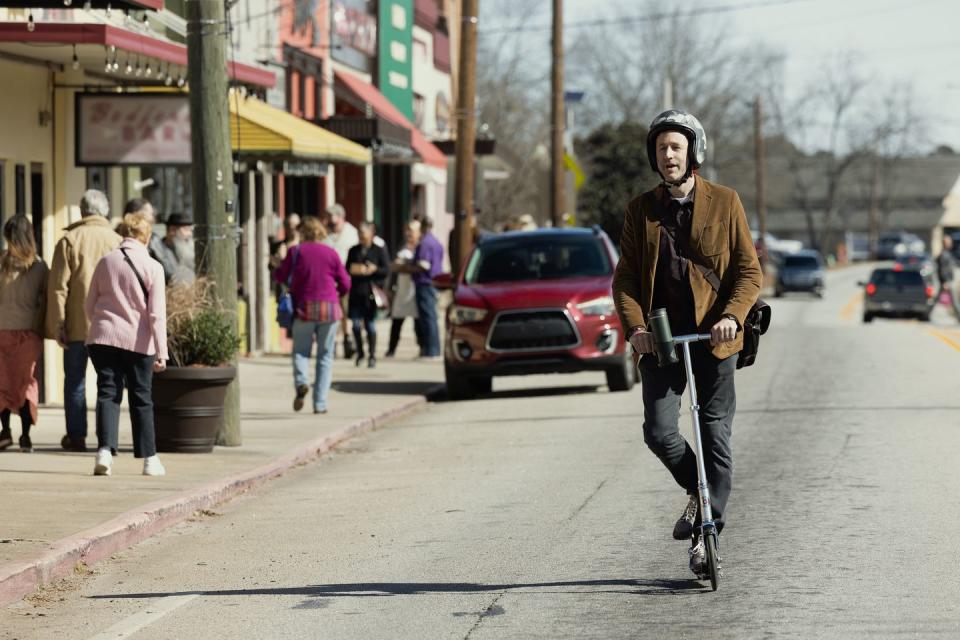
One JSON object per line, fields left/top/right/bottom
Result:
{"left": 679, "top": 338, "right": 716, "bottom": 529}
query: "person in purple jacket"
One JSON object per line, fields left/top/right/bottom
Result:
{"left": 410, "top": 217, "right": 444, "bottom": 359}
{"left": 273, "top": 216, "right": 351, "bottom": 414}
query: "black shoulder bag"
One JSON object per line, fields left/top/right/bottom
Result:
{"left": 675, "top": 234, "right": 771, "bottom": 369}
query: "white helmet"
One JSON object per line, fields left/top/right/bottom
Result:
{"left": 646, "top": 109, "right": 707, "bottom": 185}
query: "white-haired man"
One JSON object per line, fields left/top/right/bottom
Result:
{"left": 46, "top": 189, "right": 121, "bottom": 452}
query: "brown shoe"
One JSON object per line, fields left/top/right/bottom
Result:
{"left": 293, "top": 384, "right": 310, "bottom": 412}
{"left": 60, "top": 434, "right": 87, "bottom": 452}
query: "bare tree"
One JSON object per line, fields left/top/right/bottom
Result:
{"left": 476, "top": 0, "right": 551, "bottom": 230}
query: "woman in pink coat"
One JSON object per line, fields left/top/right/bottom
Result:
{"left": 85, "top": 213, "right": 168, "bottom": 477}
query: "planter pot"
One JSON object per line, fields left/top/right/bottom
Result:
{"left": 152, "top": 365, "right": 237, "bottom": 453}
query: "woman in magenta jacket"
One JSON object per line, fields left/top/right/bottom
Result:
{"left": 273, "top": 216, "right": 351, "bottom": 414}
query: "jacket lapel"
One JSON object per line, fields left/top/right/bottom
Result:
{"left": 689, "top": 177, "right": 714, "bottom": 249}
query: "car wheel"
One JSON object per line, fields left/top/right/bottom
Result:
{"left": 606, "top": 352, "right": 636, "bottom": 392}
{"left": 814, "top": 288, "right": 824, "bottom": 299}
{"left": 862, "top": 312, "right": 873, "bottom": 323}
{"left": 774, "top": 287, "right": 783, "bottom": 298}
{"left": 445, "top": 365, "right": 475, "bottom": 401}
{"left": 919, "top": 311, "right": 931, "bottom": 322}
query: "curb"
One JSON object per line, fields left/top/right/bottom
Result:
{"left": 0, "top": 384, "right": 445, "bottom": 608}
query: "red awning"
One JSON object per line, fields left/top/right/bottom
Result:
{"left": 0, "top": 22, "right": 274, "bottom": 88}
{"left": 335, "top": 69, "right": 446, "bottom": 169}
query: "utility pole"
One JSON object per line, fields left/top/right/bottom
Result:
{"left": 550, "top": 0, "right": 564, "bottom": 228}
{"left": 187, "top": 0, "right": 240, "bottom": 446}
{"left": 453, "top": 0, "right": 478, "bottom": 275}
{"left": 753, "top": 95, "right": 767, "bottom": 272}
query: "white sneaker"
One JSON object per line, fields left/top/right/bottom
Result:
{"left": 93, "top": 448, "right": 112, "bottom": 476}
{"left": 143, "top": 455, "right": 166, "bottom": 477}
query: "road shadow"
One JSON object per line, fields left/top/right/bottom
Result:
{"left": 434, "top": 385, "right": 603, "bottom": 403}
{"left": 88, "top": 578, "right": 708, "bottom": 601}
{"left": 329, "top": 381, "right": 443, "bottom": 396}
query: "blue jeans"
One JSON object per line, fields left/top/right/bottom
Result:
{"left": 414, "top": 284, "right": 440, "bottom": 357}
{"left": 64, "top": 341, "right": 90, "bottom": 439}
{"left": 292, "top": 319, "right": 338, "bottom": 412}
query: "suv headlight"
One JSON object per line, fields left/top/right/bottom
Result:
{"left": 449, "top": 304, "right": 488, "bottom": 325}
{"left": 577, "top": 296, "right": 615, "bottom": 316}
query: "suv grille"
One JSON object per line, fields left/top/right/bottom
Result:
{"left": 487, "top": 310, "right": 579, "bottom": 352}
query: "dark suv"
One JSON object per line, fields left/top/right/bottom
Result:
{"left": 442, "top": 228, "right": 634, "bottom": 400}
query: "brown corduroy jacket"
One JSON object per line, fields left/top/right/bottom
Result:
{"left": 612, "top": 177, "right": 762, "bottom": 360}
{"left": 45, "top": 216, "right": 122, "bottom": 343}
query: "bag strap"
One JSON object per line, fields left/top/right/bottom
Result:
{"left": 674, "top": 229, "right": 721, "bottom": 293}
{"left": 286, "top": 246, "right": 300, "bottom": 288}
{"left": 120, "top": 247, "right": 149, "bottom": 305}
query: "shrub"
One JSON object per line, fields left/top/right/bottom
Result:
{"left": 165, "top": 278, "right": 241, "bottom": 367}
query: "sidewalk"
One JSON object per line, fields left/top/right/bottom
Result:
{"left": 0, "top": 320, "right": 444, "bottom": 606}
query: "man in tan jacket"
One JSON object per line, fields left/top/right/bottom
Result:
{"left": 45, "top": 189, "right": 121, "bottom": 451}
{"left": 612, "top": 110, "right": 761, "bottom": 578}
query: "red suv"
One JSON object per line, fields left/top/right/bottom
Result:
{"left": 441, "top": 227, "right": 635, "bottom": 399}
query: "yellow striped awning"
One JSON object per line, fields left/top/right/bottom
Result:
{"left": 229, "top": 96, "right": 370, "bottom": 166}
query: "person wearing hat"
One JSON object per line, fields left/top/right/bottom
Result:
{"left": 156, "top": 212, "right": 195, "bottom": 286}
{"left": 612, "top": 109, "right": 761, "bottom": 579}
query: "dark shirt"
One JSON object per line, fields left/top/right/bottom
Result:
{"left": 651, "top": 195, "right": 697, "bottom": 335}
{"left": 937, "top": 250, "right": 955, "bottom": 284}
{"left": 413, "top": 232, "right": 444, "bottom": 286}
{"left": 346, "top": 243, "right": 389, "bottom": 314}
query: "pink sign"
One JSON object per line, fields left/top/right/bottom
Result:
{"left": 76, "top": 95, "right": 192, "bottom": 165}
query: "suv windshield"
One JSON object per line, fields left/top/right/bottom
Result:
{"left": 871, "top": 269, "right": 924, "bottom": 286}
{"left": 783, "top": 255, "right": 820, "bottom": 269}
{"left": 465, "top": 235, "right": 612, "bottom": 284}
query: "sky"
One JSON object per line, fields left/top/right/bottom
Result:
{"left": 482, "top": 0, "right": 960, "bottom": 151}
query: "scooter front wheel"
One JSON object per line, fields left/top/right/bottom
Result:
{"left": 705, "top": 532, "right": 720, "bottom": 592}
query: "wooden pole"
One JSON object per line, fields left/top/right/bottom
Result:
{"left": 186, "top": 0, "right": 240, "bottom": 446}
{"left": 453, "top": 0, "right": 478, "bottom": 275}
{"left": 550, "top": 0, "right": 564, "bottom": 227}
{"left": 754, "top": 95, "right": 767, "bottom": 271}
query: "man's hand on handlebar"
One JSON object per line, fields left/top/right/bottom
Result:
{"left": 629, "top": 330, "right": 655, "bottom": 355}
{"left": 710, "top": 317, "right": 738, "bottom": 346}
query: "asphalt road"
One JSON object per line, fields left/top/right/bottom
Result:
{"left": 4, "top": 262, "right": 960, "bottom": 639}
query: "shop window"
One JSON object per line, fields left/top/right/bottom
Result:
{"left": 413, "top": 93, "right": 426, "bottom": 130}
{"left": 86, "top": 167, "right": 109, "bottom": 193}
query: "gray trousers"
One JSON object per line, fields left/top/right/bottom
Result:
{"left": 638, "top": 345, "right": 737, "bottom": 533}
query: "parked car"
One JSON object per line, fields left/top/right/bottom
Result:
{"left": 440, "top": 227, "right": 634, "bottom": 400}
{"left": 875, "top": 231, "right": 925, "bottom": 260}
{"left": 861, "top": 267, "right": 936, "bottom": 322}
{"left": 893, "top": 253, "right": 934, "bottom": 278}
{"left": 775, "top": 250, "right": 825, "bottom": 298}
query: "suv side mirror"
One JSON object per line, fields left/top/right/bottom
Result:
{"left": 433, "top": 272, "right": 455, "bottom": 290}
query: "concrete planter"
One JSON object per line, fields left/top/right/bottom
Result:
{"left": 152, "top": 365, "right": 237, "bottom": 453}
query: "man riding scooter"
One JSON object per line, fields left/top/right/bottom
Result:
{"left": 612, "top": 110, "right": 762, "bottom": 578}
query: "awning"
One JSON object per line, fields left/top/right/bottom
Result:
{"left": 0, "top": 22, "right": 274, "bottom": 88}
{"left": 230, "top": 96, "right": 370, "bottom": 166}
{"left": 334, "top": 69, "right": 446, "bottom": 169}
{"left": 0, "top": 1, "right": 161, "bottom": 8}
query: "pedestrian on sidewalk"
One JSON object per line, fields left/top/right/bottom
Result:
{"left": 154, "top": 213, "right": 196, "bottom": 286}
{"left": 85, "top": 213, "right": 168, "bottom": 477}
{"left": 936, "top": 235, "right": 960, "bottom": 319}
{"left": 274, "top": 216, "right": 351, "bottom": 414}
{"left": 612, "top": 110, "right": 761, "bottom": 579}
{"left": 385, "top": 220, "right": 421, "bottom": 357}
{"left": 45, "top": 189, "right": 121, "bottom": 453}
{"left": 0, "top": 215, "right": 48, "bottom": 453}
{"left": 408, "top": 217, "right": 444, "bottom": 359}
{"left": 322, "top": 203, "right": 360, "bottom": 360}
{"left": 346, "top": 221, "right": 389, "bottom": 368}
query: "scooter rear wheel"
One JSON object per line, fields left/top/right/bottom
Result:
{"left": 705, "top": 533, "right": 720, "bottom": 592}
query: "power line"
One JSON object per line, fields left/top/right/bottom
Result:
{"left": 481, "top": 0, "right": 815, "bottom": 35}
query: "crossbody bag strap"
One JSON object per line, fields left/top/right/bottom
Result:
{"left": 120, "top": 247, "right": 149, "bottom": 305}
{"left": 675, "top": 231, "right": 721, "bottom": 293}
{"left": 286, "top": 246, "right": 300, "bottom": 287}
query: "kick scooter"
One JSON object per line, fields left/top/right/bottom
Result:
{"left": 648, "top": 307, "right": 722, "bottom": 591}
